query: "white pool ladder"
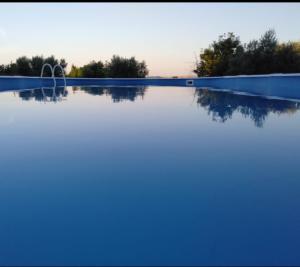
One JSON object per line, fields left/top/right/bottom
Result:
{"left": 41, "top": 63, "right": 56, "bottom": 87}
{"left": 40, "top": 87, "right": 66, "bottom": 103}
{"left": 40, "top": 63, "right": 66, "bottom": 87}
{"left": 53, "top": 64, "right": 67, "bottom": 87}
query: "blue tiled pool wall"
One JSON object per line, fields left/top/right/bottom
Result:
{"left": 0, "top": 74, "right": 299, "bottom": 99}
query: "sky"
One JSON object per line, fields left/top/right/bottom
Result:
{"left": 0, "top": 3, "right": 300, "bottom": 77}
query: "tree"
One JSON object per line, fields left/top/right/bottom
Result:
{"left": 68, "top": 56, "right": 149, "bottom": 78}
{"left": 274, "top": 42, "right": 300, "bottom": 73}
{"left": 68, "top": 61, "right": 106, "bottom": 78}
{"left": 31, "top": 56, "right": 45, "bottom": 76}
{"left": 194, "top": 33, "right": 242, "bottom": 76}
{"left": 81, "top": 61, "right": 106, "bottom": 78}
{"left": 68, "top": 65, "right": 82, "bottom": 78}
{"left": 15, "top": 56, "right": 32, "bottom": 76}
{"left": 194, "top": 29, "right": 300, "bottom": 77}
{"left": 44, "top": 55, "right": 67, "bottom": 76}
{"left": 0, "top": 63, "right": 16, "bottom": 75}
{"left": 256, "top": 29, "right": 278, "bottom": 74}
{"left": 105, "top": 55, "right": 148, "bottom": 78}
{"left": 0, "top": 55, "right": 67, "bottom": 76}
{"left": 194, "top": 48, "right": 219, "bottom": 77}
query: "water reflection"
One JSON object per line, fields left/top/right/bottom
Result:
{"left": 73, "top": 86, "right": 147, "bottom": 102}
{"left": 17, "top": 86, "right": 147, "bottom": 103}
{"left": 18, "top": 87, "right": 67, "bottom": 103}
{"left": 195, "top": 88, "right": 300, "bottom": 127}
{"left": 16, "top": 86, "right": 300, "bottom": 127}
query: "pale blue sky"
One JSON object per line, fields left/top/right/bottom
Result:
{"left": 0, "top": 3, "right": 300, "bottom": 77}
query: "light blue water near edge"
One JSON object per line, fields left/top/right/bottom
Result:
{"left": 0, "top": 86, "right": 300, "bottom": 266}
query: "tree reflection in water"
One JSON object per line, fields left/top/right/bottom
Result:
{"left": 18, "top": 87, "right": 67, "bottom": 103}
{"left": 17, "top": 86, "right": 147, "bottom": 103}
{"left": 17, "top": 86, "right": 300, "bottom": 128}
{"left": 195, "top": 88, "right": 300, "bottom": 127}
{"left": 73, "top": 86, "right": 147, "bottom": 102}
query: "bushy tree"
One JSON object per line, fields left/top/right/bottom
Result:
{"left": 68, "top": 56, "right": 149, "bottom": 78}
{"left": 68, "top": 65, "right": 82, "bottom": 78}
{"left": 15, "top": 56, "right": 32, "bottom": 76}
{"left": 195, "top": 29, "right": 300, "bottom": 77}
{"left": 0, "top": 55, "right": 67, "bottom": 76}
{"left": 274, "top": 42, "right": 300, "bottom": 73}
{"left": 31, "top": 56, "right": 45, "bottom": 76}
{"left": 194, "top": 33, "right": 242, "bottom": 76}
{"left": 81, "top": 61, "right": 106, "bottom": 78}
{"left": 0, "top": 63, "right": 16, "bottom": 75}
{"left": 68, "top": 61, "right": 106, "bottom": 78}
{"left": 105, "top": 55, "right": 148, "bottom": 78}
{"left": 43, "top": 56, "right": 67, "bottom": 76}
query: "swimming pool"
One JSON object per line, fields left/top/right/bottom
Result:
{"left": 0, "top": 85, "right": 300, "bottom": 265}
{"left": 1, "top": 73, "right": 300, "bottom": 100}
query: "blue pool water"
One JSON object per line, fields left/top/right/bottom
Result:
{"left": 0, "top": 86, "right": 300, "bottom": 266}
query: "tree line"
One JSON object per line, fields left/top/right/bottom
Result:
{"left": 69, "top": 55, "right": 148, "bottom": 78}
{"left": 0, "top": 55, "right": 148, "bottom": 78}
{"left": 1, "top": 30, "right": 299, "bottom": 78}
{"left": 0, "top": 55, "right": 67, "bottom": 76}
{"left": 194, "top": 29, "right": 300, "bottom": 77}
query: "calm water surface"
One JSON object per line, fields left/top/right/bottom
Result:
{"left": 0, "top": 86, "right": 300, "bottom": 266}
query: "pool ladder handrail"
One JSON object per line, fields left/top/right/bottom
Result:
{"left": 41, "top": 63, "right": 56, "bottom": 87}
{"left": 40, "top": 63, "right": 67, "bottom": 88}
{"left": 53, "top": 64, "right": 67, "bottom": 87}
{"left": 40, "top": 87, "right": 66, "bottom": 103}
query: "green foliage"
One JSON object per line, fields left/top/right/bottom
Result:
{"left": 0, "top": 62, "right": 16, "bottom": 75}
{"left": 68, "top": 61, "right": 105, "bottom": 78}
{"left": 274, "top": 42, "right": 300, "bottom": 73}
{"left": 0, "top": 55, "right": 67, "bottom": 76}
{"left": 68, "top": 65, "right": 82, "bottom": 78}
{"left": 195, "top": 29, "right": 300, "bottom": 77}
{"left": 0, "top": 54, "right": 148, "bottom": 78}
{"left": 81, "top": 61, "right": 106, "bottom": 78}
{"left": 105, "top": 55, "right": 148, "bottom": 78}
{"left": 31, "top": 56, "right": 45, "bottom": 76}
{"left": 195, "top": 33, "right": 243, "bottom": 76}
{"left": 15, "top": 56, "right": 32, "bottom": 76}
{"left": 68, "top": 55, "right": 148, "bottom": 78}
